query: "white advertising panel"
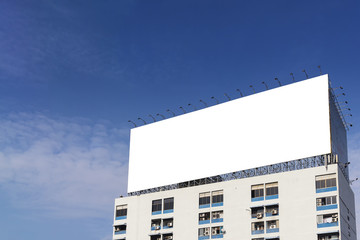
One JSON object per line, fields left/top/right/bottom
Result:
{"left": 128, "top": 75, "right": 331, "bottom": 193}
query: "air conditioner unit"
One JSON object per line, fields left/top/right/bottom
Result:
{"left": 270, "top": 225, "right": 276, "bottom": 229}
{"left": 167, "top": 236, "right": 173, "bottom": 240}
{"left": 257, "top": 213, "right": 263, "bottom": 219}
{"left": 167, "top": 222, "right": 173, "bottom": 227}
{"left": 317, "top": 199, "right": 322, "bottom": 206}
{"left": 204, "top": 230, "right": 209, "bottom": 236}
{"left": 155, "top": 226, "right": 160, "bottom": 230}
{"left": 272, "top": 209, "right": 278, "bottom": 215}
{"left": 200, "top": 213, "right": 205, "bottom": 217}
{"left": 332, "top": 217, "right": 338, "bottom": 222}
{"left": 212, "top": 229, "right": 217, "bottom": 235}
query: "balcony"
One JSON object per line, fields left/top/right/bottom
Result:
{"left": 252, "top": 222, "right": 265, "bottom": 235}
{"left": 212, "top": 210, "right": 224, "bottom": 223}
{"left": 265, "top": 205, "right": 279, "bottom": 217}
{"left": 162, "top": 233, "right": 173, "bottom": 240}
{"left": 212, "top": 226, "right": 224, "bottom": 238}
{"left": 199, "top": 212, "right": 211, "bottom": 225}
{"left": 150, "top": 235, "right": 161, "bottom": 240}
{"left": 151, "top": 219, "right": 161, "bottom": 231}
{"left": 317, "top": 213, "right": 338, "bottom": 228}
{"left": 163, "top": 218, "right": 173, "bottom": 229}
{"left": 198, "top": 227, "right": 210, "bottom": 240}
{"left": 251, "top": 207, "right": 264, "bottom": 219}
{"left": 266, "top": 220, "right": 279, "bottom": 233}
{"left": 318, "top": 232, "right": 339, "bottom": 240}
{"left": 114, "top": 224, "right": 126, "bottom": 235}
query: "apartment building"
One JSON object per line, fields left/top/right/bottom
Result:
{"left": 113, "top": 74, "right": 357, "bottom": 240}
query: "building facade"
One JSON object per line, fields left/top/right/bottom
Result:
{"left": 113, "top": 75, "right": 357, "bottom": 240}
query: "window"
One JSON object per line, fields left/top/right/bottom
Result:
{"left": 251, "top": 184, "right": 264, "bottom": 201}
{"left": 115, "top": 205, "right": 127, "bottom": 220}
{"left": 316, "top": 174, "right": 337, "bottom": 193}
{"left": 212, "top": 211, "right": 223, "bottom": 223}
{"left": 199, "top": 212, "right": 210, "bottom": 224}
{"left": 266, "top": 220, "right": 279, "bottom": 233}
{"left": 251, "top": 222, "right": 264, "bottom": 234}
{"left": 152, "top": 199, "right": 162, "bottom": 215}
{"left": 199, "top": 192, "right": 211, "bottom": 208}
{"left": 164, "top": 197, "right": 174, "bottom": 213}
{"left": 163, "top": 218, "right": 173, "bottom": 229}
{"left": 151, "top": 219, "right": 161, "bottom": 230}
{"left": 199, "top": 227, "right": 210, "bottom": 239}
{"left": 265, "top": 182, "right": 278, "bottom": 199}
{"left": 212, "top": 190, "right": 223, "bottom": 206}
{"left": 114, "top": 224, "right": 126, "bottom": 235}
{"left": 316, "top": 196, "right": 337, "bottom": 210}
{"left": 211, "top": 226, "right": 224, "bottom": 237}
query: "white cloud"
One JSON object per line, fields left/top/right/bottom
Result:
{"left": 0, "top": 112, "right": 129, "bottom": 218}
{"left": 347, "top": 131, "right": 360, "bottom": 235}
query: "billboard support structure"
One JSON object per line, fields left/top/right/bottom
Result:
{"left": 128, "top": 153, "right": 344, "bottom": 196}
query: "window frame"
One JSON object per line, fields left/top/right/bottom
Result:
{"left": 163, "top": 197, "right": 174, "bottom": 213}
{"left": 115, "top": 204, "right": 127, "bottom": 219}
{"left": 212, "top": 190, "right": 224, "bottom": 205}
{"left": 315, "top": 174, "right": 337, "bottom": 191}
{"left": 199, "top": 192, "right": 211, "bottom": 207}
{"left": 152, "top": 199, "right": 162, "bottom": 214}
{"left": 251, "top": 184, "right": 264, "bottom": 200}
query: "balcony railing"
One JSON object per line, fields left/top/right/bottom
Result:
{"left": 316, "top": 187, "right": 337, "bottom": 193}
{"left": 267, "top": 227, "right": 279, "bottom": 233}
{"left": 317, "top": 204, "right": 338, "bottom": 211}
{"left": 252, "top": 229, "right": 264, "bottom": 235}
{"left": 317, "top": 222, "right": 338, "bottom": 228}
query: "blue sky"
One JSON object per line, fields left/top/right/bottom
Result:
{"left": 0, "top": 0, "right": 359, "bottom": 239}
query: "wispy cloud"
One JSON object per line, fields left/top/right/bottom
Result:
{"left": 0, "top": 112, "right": 128, "bottom": 218}
{"left": 347, "top": 131, "right": 360, "bottom": 233}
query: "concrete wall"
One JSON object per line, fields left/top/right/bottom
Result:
{"left": 338, "top": 166, "right": 357, "bottom": 240}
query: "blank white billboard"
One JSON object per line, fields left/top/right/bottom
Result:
{"left": 128, "top": 75, "right": 331, "bottom": 193}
